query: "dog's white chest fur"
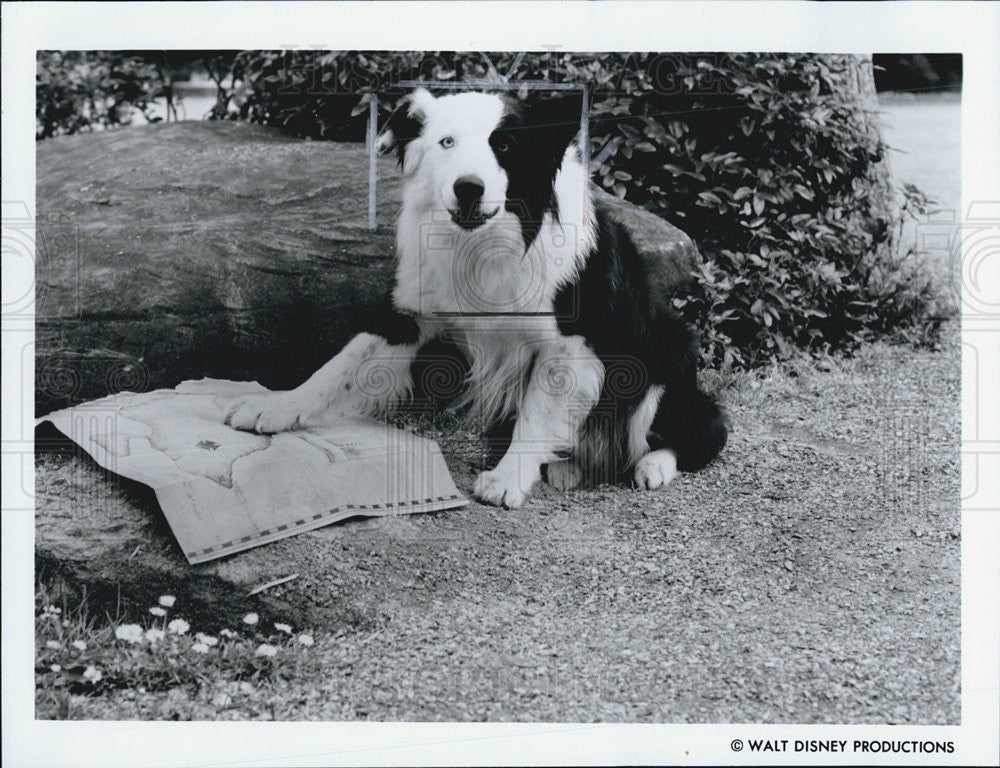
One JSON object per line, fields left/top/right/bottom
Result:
{"left": 394, "top": 210, "right": 578, "bottom": 423}
{"left": 392, "top": 152, "right": 593, "bottom": 318}
{"left": 393, "top": 172, "right": 594, "bottom": 423}
{"left": 393, "top": 210, "right": 552, "bottom": 316}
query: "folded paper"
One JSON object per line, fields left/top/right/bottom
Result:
{"left": 40, "top": 379, "right": 467, "bottom": 564}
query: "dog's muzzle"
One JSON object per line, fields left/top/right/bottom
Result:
{"left": 450, "top": 205, "right": 500, "bottom": 230}
{"left": 450, "top": 175, "right": 500, "bottom": 230}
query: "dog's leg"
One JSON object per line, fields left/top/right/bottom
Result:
{"left": 632, "top": 384, "right": 726, "bottom": 489}
{"left": 474, "top": 337, "right": 603, "bottom": 508}
{"left": 630, "top": 384, "right": 679, "bottom": 491}
{"left": 629, "top": 307, "right": 727, "bottom": 488}
{"left": 225, "top": 333, "right": 419, "bottom": 433}
{"left": 627, "top": 384, "right": 679, "bottom": 490}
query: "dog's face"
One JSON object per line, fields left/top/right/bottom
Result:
{"left": 378, "top": 88, "right": 582, "bottom": 246}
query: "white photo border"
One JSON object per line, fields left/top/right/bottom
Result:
{"left": 3, "top": 2, "right": 998, "bottom": 766}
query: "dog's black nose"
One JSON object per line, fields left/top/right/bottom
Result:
{"left": 453, "top": 176, "right": 485, "bottom": 204}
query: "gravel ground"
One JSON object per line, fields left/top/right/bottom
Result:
{"left": 50, "top": 322, "right": 961, "bottom": 723}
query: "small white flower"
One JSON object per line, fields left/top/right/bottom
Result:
{"left": 167, "top": 618, "right": 190, "bottom": 635}
{"left": 145, "top": 628, "right": 165, "bottom": 643}
{"left": 115, "top": 624, "right": 144, "bottom": 643}
{"left": 50, "top": 664, "right": 62, "bottom": 673}
{"left": 82, "top": 665, "right": 102, "bottom": 683}
{"left": 297, "top": 634, "right": 314, "bottom": 647}
{"left": 52, "top": 606, "right": 62, "bottom": 615}
{"left": 62, "top": 620, "right": 70, "bottom": 628}
{"left": 46, "top": 640, "right": 63, "bottom": 650}
{"left": 243, "top": 613, "right": 259, "bottom": 626}
{"left": 195, "top": 632, "right": 219, "bottom": 646}
{"left": 274, "top": 622, "right": 292, "bottom": 634}
{"left": 72, "top": 640, "right": 87, "bottom": 651}
{"left": 191, "top": 642, "right": 209, "bottom": 654}
{"left": 158, "top": 595, "right": 176, "bottom": 608}
{"left": 219, "top": 628, "right": 237, "bottom": 638}
{"left": 255, "top": 643, "right": 277, "bottom": 657}
{"left": 149, "top": 606, "right": 167, "bottom": 617}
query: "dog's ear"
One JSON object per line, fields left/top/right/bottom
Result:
{"left": 520, "top": 92, "right": 585, "bottom": 165}
{"left": 376, "top": 88, "right": 436, "bottom": 174}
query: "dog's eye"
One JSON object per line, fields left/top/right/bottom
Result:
{"left": 494, "top": 140, "right": 510, "bottom": 153}
{"left": 439, "top": 136, "right": 455, "bottom": 149}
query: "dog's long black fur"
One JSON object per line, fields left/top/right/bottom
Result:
{"left": 554, "top": 201, "right": 726, "bottom": 480}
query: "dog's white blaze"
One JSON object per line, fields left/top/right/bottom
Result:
{"left": 391, "top": 91, "right": 596, "bottom": 426}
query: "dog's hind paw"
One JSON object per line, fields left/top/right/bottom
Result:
{"left": 473, "top": 467, "right": 533, "bottom": 509}
{"left": 544, "top": 459, "right": 583, "bottom": 491}
{"left": 224, "top": 392, "right": 310, "bottom": 434}
{"left": 633, "top": 449, "right": 678, "bottom": 490}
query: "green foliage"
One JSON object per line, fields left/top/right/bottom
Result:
{"left": 36, "top": 52, "right": 166, "bottom": 139}
{"left": 224, "top": 50, "right": 484, "bottom": 139}
{"left": 574, "top": 53, "right": 943, "bottom": 366}
{"left": 36, "top": 51, "right": 236, "bottom": 139}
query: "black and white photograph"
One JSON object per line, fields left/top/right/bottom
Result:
{"left": 3, "top": 3, "right": 999, "bottom": 767}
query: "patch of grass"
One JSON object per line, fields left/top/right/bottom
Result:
{"left": 35, "top": 575, "right": 321, "bottom": 720}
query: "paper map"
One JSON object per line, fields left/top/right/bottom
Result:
{"left": 40, "top": 379, "right": 467, "bottom": 564}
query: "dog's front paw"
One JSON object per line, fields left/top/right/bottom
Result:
{"left": 224, "top": 392, "right": 310, "bottom": 434}
{"left": 473, "top": 467, "right": 534, "bottom": 509}
{"left": 634, "top": 449, "right": 678, "bottom": 490}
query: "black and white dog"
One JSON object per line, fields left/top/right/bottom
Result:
{"left": 226, "top": 88, "right": 726, "bottom": 508}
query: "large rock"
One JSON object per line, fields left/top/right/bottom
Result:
{"left": 35, "top": 121, "right": 699, "bottom": 416}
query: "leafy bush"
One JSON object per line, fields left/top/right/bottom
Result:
{"left": 223, "top": 50, "right": 486, "bottom": 140}
{"left": 563, "top": 53, "right": 943, "bottom": 366}
{"left": 36, "top": 51, "right": 236, "bottom": 139}
{"left": 36, "top": 52, "right": 168, "bottom": 139}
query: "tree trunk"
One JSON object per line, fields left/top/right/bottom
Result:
{"left": 842, "top": 54, "right": 897, "bottom": 260}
